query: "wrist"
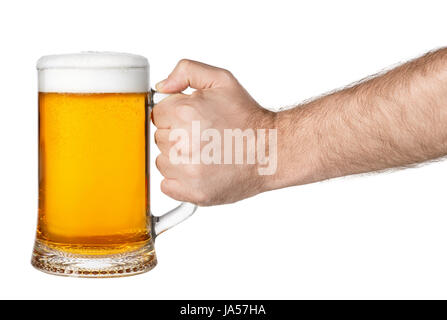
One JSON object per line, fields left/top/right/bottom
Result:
{"left": 246, "top": 107, "right": 279, "bottom": 194}
{"left": 261, "top": 104, "right": 327, "bottom": 192}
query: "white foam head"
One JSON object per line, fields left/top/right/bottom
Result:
{"left": 37, "top": 52, "right": 149, "bottom": 93}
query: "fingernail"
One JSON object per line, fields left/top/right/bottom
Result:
{"left": 155, "top": 80, "right": 166, "bottom": 91}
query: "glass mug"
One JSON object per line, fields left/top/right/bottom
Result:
{"left": 32, "top": 52, "right": 197, "bottom": 277}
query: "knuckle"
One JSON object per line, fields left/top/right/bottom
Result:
{"left": 154, "top": 129, "right": 162, "bottom": 145}
{"left": 178, "top": 101, "right": 194, "bottom": 110}
{"left": 174, "top": 104, "right": 200, "bottom": 122}
{"left": 160, "top": 179, "right": 172, "bottom": 196}
{"left": 152, "top": 105, "right": 169, "bottom": 128}
{"left": 152, "top": 106, "right": 160, "bottom": 122}
{"left": 177, "top": 59, "right": 192, "bottom": 71}
{"left": 154, "top": 130, "right": 159, "bottom": 144}
{"left": 160, "top": 179, "right": 187, "bottom": 202}
{"left": 184, "top": 164, "right": 201, "bottom": 177}
{"left": 193, "top": 190, "right": 208, "bottom": 206}
{"left": 220, "top": 69, "right": 235, "bottom": 82}
{"left": 155, "top": 155, "right": 163, "bottom": 170}
{"left": 190, "top": 89, "right": 203, "bottom": 98}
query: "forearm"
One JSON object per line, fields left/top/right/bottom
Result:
{"left": 154, "top": 55, "right": 447, "bottom": 205}
{"left": 267, "top": 48, "right": 447, "bottom": 190}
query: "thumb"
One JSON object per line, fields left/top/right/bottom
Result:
{"left": 156, "top": 59, "right": 233, "bottom": 93}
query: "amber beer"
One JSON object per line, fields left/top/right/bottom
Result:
{"left": 38, "top": 92, "right": 150, "bottom": 254}
{"left": 32, "top": 53, "right": 197, "bottom": 277}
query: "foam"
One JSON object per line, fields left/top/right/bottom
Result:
{"left": 37, "top": 52, "right": 149, "bottom": 93}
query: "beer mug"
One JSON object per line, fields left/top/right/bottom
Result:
{"left": 32, "top": 52, "right": 197, "bottom": 277}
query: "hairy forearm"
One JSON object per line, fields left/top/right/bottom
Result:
{"left": 267, "top": 48, "right": 447, "bottom": 190}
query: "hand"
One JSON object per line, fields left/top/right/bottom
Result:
{"left": 152, "top": 59, "right": 276, "bottom": 206}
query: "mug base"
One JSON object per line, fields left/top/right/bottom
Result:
{"left": 31, "top": 239, "right": 157, "bottom": 278}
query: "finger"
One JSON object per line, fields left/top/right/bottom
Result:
{"left": 155, "top": 154, "right": 179, "bottom": 179}
{"left": 156, "top": 59, "right": 234, "bottom": 93}
{"left": 154, "top": 129, "right": 173, "bottom": 154}
{"left": 151, "top": 93, "right": 187, "bottom": 128}
{"left": 160, "top": 178, "right": 195, "bottom": 203}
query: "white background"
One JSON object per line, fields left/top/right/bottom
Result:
{"left": 0, "top": 0, "right": 446, "bottom": 299}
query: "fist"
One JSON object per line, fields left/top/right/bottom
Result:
{"left": 152, "top": 60, "right": 276, "bottom": 206}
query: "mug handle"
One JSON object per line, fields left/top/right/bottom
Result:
{"left": 149, "top": 89, "right": 198, "bottom": 237}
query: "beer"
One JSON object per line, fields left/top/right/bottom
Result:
{"left": 32, "top": 52, "right": 197, "bottom": 277}
{"left": 38, "top": 92, "right": 149, "bottom": 255}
